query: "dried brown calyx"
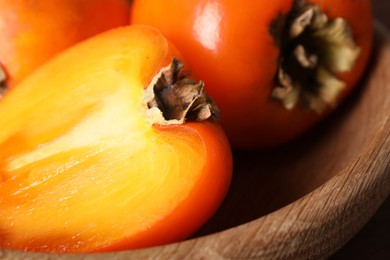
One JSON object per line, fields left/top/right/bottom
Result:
{"left": 270, "top": 0, "right": 360, "bottom": 113}
{"left": 0, "top": 66, "right": 6, "bottom": 98}
{"left": 144, "top": 58, "right": 220, "bottom": 125}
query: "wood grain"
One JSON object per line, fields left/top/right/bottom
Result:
{"left": 2, "top": 13, "right": 390, "bottom": 260}
{"left": 330, "top": 0, "right": 390, "bottom": 257}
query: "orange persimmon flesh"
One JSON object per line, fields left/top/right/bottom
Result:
{"left": 0, "top": 0, "right": 131, "bottom": 88}
{"left": 0, "top": 25, "right": 232, "bottom": 253}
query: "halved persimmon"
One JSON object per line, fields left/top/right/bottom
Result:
{"left": 0, "top": 0, "right": 131, "bottom": 90}
{"left": 0, "top": 25, "right": 232, "bottom": 253}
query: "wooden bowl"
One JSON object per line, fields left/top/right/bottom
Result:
{"left": 2, "top": 23, "right": 390, "bottom": 260}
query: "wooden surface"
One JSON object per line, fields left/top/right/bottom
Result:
{"left": 331, "top": 1, "right": 390, "bottom": 258}
{"left": 1, "top": 1, "right": 390, "bottom": 259}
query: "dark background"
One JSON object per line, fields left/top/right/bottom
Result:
{"left": 331, "top": 1, "right": 390, "bottom": 259}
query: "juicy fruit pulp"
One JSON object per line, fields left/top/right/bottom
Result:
{"left": 0, "top": 25, "right": 232, "bottom": 253}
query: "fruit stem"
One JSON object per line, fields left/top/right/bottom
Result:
{"left": 144, "top": 58, "right": 220, "bottom": 125}
{"left": 271, "top": 0, "right": 360, "bottom": 113}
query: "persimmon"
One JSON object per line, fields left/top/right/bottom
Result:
{"left": 130, "top": 0, "right": 373, "bottom": 149}
{"left": 0, "top": 25, "right": 232, "bottom": 253}
{"left": 0, "top": 0, "right": 131, "bottom": 91}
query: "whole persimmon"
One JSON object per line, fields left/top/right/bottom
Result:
{"left": 0, "top": 0, "right": 131, "bottom": 91}
{"left": 0, "top": 25, "right": 232, "bottom": 253}
{"left": 131, "top": 0, "right": 373, "bottom": 149}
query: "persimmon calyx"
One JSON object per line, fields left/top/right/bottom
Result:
{"left": 144, "top": 58, "right": 220, "bottom": 125}
{"left": 0, "top": 66, "right": 6, "bottom": 97}
{"left": 271, "top": 0, "right": 361, "bottom": 113}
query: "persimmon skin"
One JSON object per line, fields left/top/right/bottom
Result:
{"left": 0, "top": 25, "right": 232, "bottom": 253}
{"left": 130, "top": 0, "right": 373, "bottom": 149}
{"left": 0, "top": 0, "right": 131, "bottom": 88}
